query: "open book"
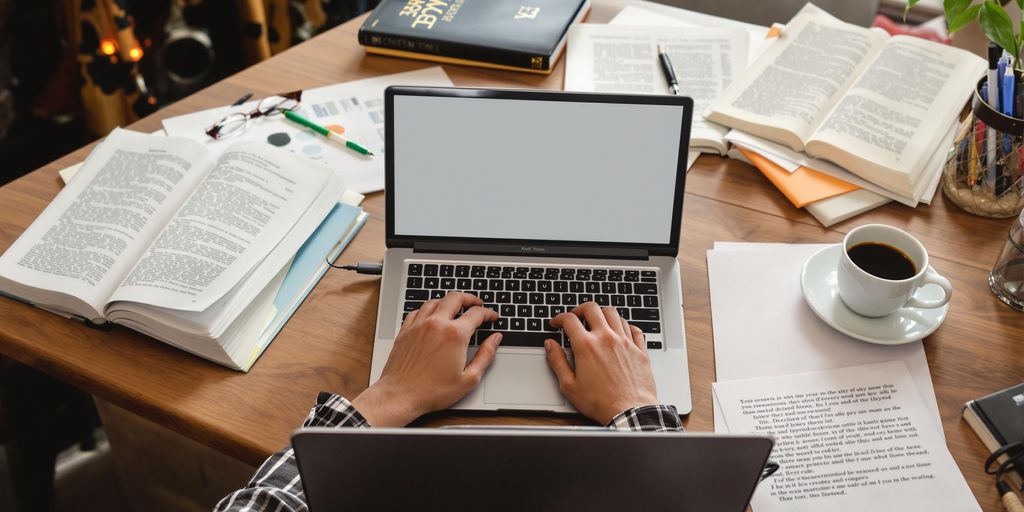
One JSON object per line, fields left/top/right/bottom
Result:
{"left": 706, "top": 5, "right": 985, "bottom": 197}
{"left": 0, "top": 128, "right": 347, "bottom": 369}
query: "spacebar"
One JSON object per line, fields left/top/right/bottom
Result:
{"left": 477, "top": 330, "right": 562, "bottom": 347}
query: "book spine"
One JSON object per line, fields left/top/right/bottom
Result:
{"left": 357, "top": 28, "right": 550, "bottom": 71}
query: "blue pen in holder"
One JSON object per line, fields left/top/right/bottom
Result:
{"left": 942, "top": 74, "right": 1024, "bottom": 218}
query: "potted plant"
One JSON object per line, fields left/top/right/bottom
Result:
{"left": 907, "top": 0, "right": 1024, "bottom": 217}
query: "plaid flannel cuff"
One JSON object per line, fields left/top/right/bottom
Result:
{"left": 607, "top": 405, "right": 683, "bottom": 432}
{"left": 304, "top": 392, "right": 371, "bottom": 428}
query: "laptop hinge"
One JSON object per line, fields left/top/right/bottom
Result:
{"left": 412, "top": 242, "right": 649, "bottom": 260}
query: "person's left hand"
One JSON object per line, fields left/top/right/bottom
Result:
{"left": 351, "top": 292, "right": 502, "bottom": 427}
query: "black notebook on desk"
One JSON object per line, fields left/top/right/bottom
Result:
{"left": 963, "top": 382, "right": 1024, "bottom": 490}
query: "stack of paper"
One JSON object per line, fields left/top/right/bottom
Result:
{"left": 162, "top": 67, "right": 455, "bottom": 194}
{"left": 564, "top": 5, "right": 774, "bottom": 160}
{"left": 707, "top": 243, "right": 978, "bottom": 511}
{"left": 563, "top": 5, "right": 896, "bottom": 225}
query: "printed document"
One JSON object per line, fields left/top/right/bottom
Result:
{"left": 565, "top": 24, "right": 747, "bottom": 155}
{"left": 162, "top": 67, "right": 454, "bottom": 194}
{"left": 714, "top": 361, "right": 979, "bottom": 511}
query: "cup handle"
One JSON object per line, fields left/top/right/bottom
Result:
{"left": 904, "top": 267, "right": 952, "bottom": 309}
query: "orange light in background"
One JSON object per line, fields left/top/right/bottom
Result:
{"left": 147, "top": 96, "right": 157, "bottom": 105}
{"left": 128, "top": 47, "right": 143, "bottom": 61}
{"left": 100, "top": 39, "right": 117, "bottom": 55}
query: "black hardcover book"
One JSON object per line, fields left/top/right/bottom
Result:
{"left": 358, "top": 0, "right": 590, "bottom": 74}
{"left": 963, "top": 382, "right": 1024, "bottom": 490}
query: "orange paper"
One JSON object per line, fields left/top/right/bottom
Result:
{"left": 736, "top": 147, "right": 859, "bottom": 208}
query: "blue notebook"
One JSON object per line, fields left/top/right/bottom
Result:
{"left": 242, "top": 202, "right": 367, "bottom": 370}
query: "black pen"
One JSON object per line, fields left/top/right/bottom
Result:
{"left": 657, "top": 45, "right": 680, "bottom": 96}
{"left": 231, "top": 93, "right": 254, "bottom": 106}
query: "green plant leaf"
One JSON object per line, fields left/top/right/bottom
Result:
{"left": 980, "top": 1, "right": 1018, "bottom": 58}
{"left": 948, "top": 4, "right": 982, "bottom": 33}
{"left": 944, "top": 0, "right": 974, "bottom": 20}
{"left": 903, "top": 0, "right": 920, "bottom": 20}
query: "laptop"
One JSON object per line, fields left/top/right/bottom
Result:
{"left": 293, "top": 427, "right": 774, "bottom": 512}
{"left": 372, "top": 86, "right": 694, "bottom": 413}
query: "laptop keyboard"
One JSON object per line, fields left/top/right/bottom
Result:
{"left": 401, "top": 262, "right": 664, "bottom": 350}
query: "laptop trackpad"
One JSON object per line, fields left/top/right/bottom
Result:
{"left": 484, "top": 353, "right": 565, "bottom": 406}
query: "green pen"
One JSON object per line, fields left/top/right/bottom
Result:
{"left": 283, "top": 110, "right": 375, "bottom": 157}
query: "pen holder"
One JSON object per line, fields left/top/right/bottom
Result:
{"left": 942, "top": 75, "right": 1024, "bottom": 218}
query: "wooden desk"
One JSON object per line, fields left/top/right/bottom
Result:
{"left": 0, "top": 1, "right": 1021, "bottom": 509}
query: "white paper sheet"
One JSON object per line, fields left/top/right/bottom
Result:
{"left": 162, "top": 67, "right": 454, "bottom": 194}
{"left": 706, "top": 244, "right": 943, "bottom": 436}
{"left": 713, "top": 361, "right": 978, "bottom": 511}
{"left": 565, "top": 24, "right": 747, "bottom": 155}
{"left": 610, "top": 5, "right": 772, "bottom": 64}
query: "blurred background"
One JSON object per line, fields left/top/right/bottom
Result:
{"left": 0, "top": 0, "right": 380, "bottom": 187}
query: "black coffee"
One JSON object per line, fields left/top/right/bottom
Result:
{"left": 847, "top": 242, "right": 917, "bottom": 280}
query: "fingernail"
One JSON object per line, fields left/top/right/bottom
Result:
{"left": 543, "top": 339, "right": 552, "bottom": 352}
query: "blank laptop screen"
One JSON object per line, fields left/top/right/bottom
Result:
{"left": 391, "top": 95, "right": 687, "bottom": 245}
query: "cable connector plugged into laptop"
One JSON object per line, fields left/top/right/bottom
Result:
{"left": 329, "top": 261, "right": 384, "bottom": 275}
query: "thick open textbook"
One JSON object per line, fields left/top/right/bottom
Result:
{"left": 706, "top": 6, "right": 985, "bottom": 197}
{"left": 0, "top": 128, "right": 347, "bottom": 370}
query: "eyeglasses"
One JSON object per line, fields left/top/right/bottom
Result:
{"left": 205, "top": 90, "right": 303, "bottom": 140}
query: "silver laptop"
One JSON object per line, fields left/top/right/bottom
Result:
{"left": 372, "top": 87, "right": 693, "bottom": 414}
{"left": 293, "top": 427, "right": 774, "bottom": 511}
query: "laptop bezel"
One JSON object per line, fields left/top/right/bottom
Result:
{"left": 384, "top": 86, "right": 694, "bottom": 258}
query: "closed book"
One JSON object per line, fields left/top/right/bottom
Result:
{"left": 962, "top": 382, "right": 1024, "bottom": 491}
{"left": 358, "top": 0, "right": 590, "bottom": 74}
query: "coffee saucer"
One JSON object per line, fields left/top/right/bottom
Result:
{"left": 800, "top": 244, "right": 948, "bottom": 345}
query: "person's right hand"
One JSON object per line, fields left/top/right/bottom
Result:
{"left": 543, "top": 302, "right": 659, "bottom": 425}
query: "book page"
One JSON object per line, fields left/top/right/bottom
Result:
{"left": 706, "top": 7, "right": 887, "bottom": 150}
{"left": 609, "top": 5, "right": 770, "bottom": 65}
{"left": 0, "top": 129, "right": 212, "bottom": 319}
{"left": 564, "top": 24, "right": 747, "bottom": 154}
{"left": 806, "top": 36, "right": 986, "bottom": 191}
{"left": 109, "top": 142, "right": 332, "bottom": 312}
{"left": 713, "top": 361, "right": 979, "bottom": 512}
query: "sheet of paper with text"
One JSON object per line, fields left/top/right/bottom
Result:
{"left": 713, "top": 361, "right": 978, "bottom": 511}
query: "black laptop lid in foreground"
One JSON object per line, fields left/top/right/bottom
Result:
{"left": 293, "top": 427, "right": 773, "bottom": 512}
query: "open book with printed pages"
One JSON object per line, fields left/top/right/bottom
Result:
{"left": 706, "top": 4, "right": 985, "bottom": 198}
{"left": 0, "top": 128, "right": 367, "bottom": 370}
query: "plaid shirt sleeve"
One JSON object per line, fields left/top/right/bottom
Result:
{"left": 214, "top": 392, "right": 368, "bottom": 512}
{"left": 607, "top": 404, "right": 684, "bottom": 432}
{"left": 215, "top": 395, "right": 682, "bottom": 511}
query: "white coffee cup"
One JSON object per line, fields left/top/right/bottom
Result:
{"left": 836, "top": 224, "right": 952, "bottom": 317}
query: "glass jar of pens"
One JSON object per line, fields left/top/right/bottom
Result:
{"left": 942, "top": 72, "right": 1024, "bottom": 218}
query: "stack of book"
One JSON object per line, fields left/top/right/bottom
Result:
{"left": 0, "top": 129, "right": 368, "bottom": 370}
{"left": 706, "top": 4, "right": 984, "bottom": 225}
{"left": 564, "top": 4, "right": 984, "bottom": 226}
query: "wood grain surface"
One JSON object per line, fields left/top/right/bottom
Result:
{"left": 0, "top": 1, "right": 1021, "bottom": 509}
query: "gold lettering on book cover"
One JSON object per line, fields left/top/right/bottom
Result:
{"left": 515, "top": 6, "right": 540, "bottom": 19}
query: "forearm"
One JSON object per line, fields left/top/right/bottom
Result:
{"left": 215, "top": 393, "right": 368, "bottom": 512}
{"left": 607, "top": 405, "right": 683, "bottom": 432}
